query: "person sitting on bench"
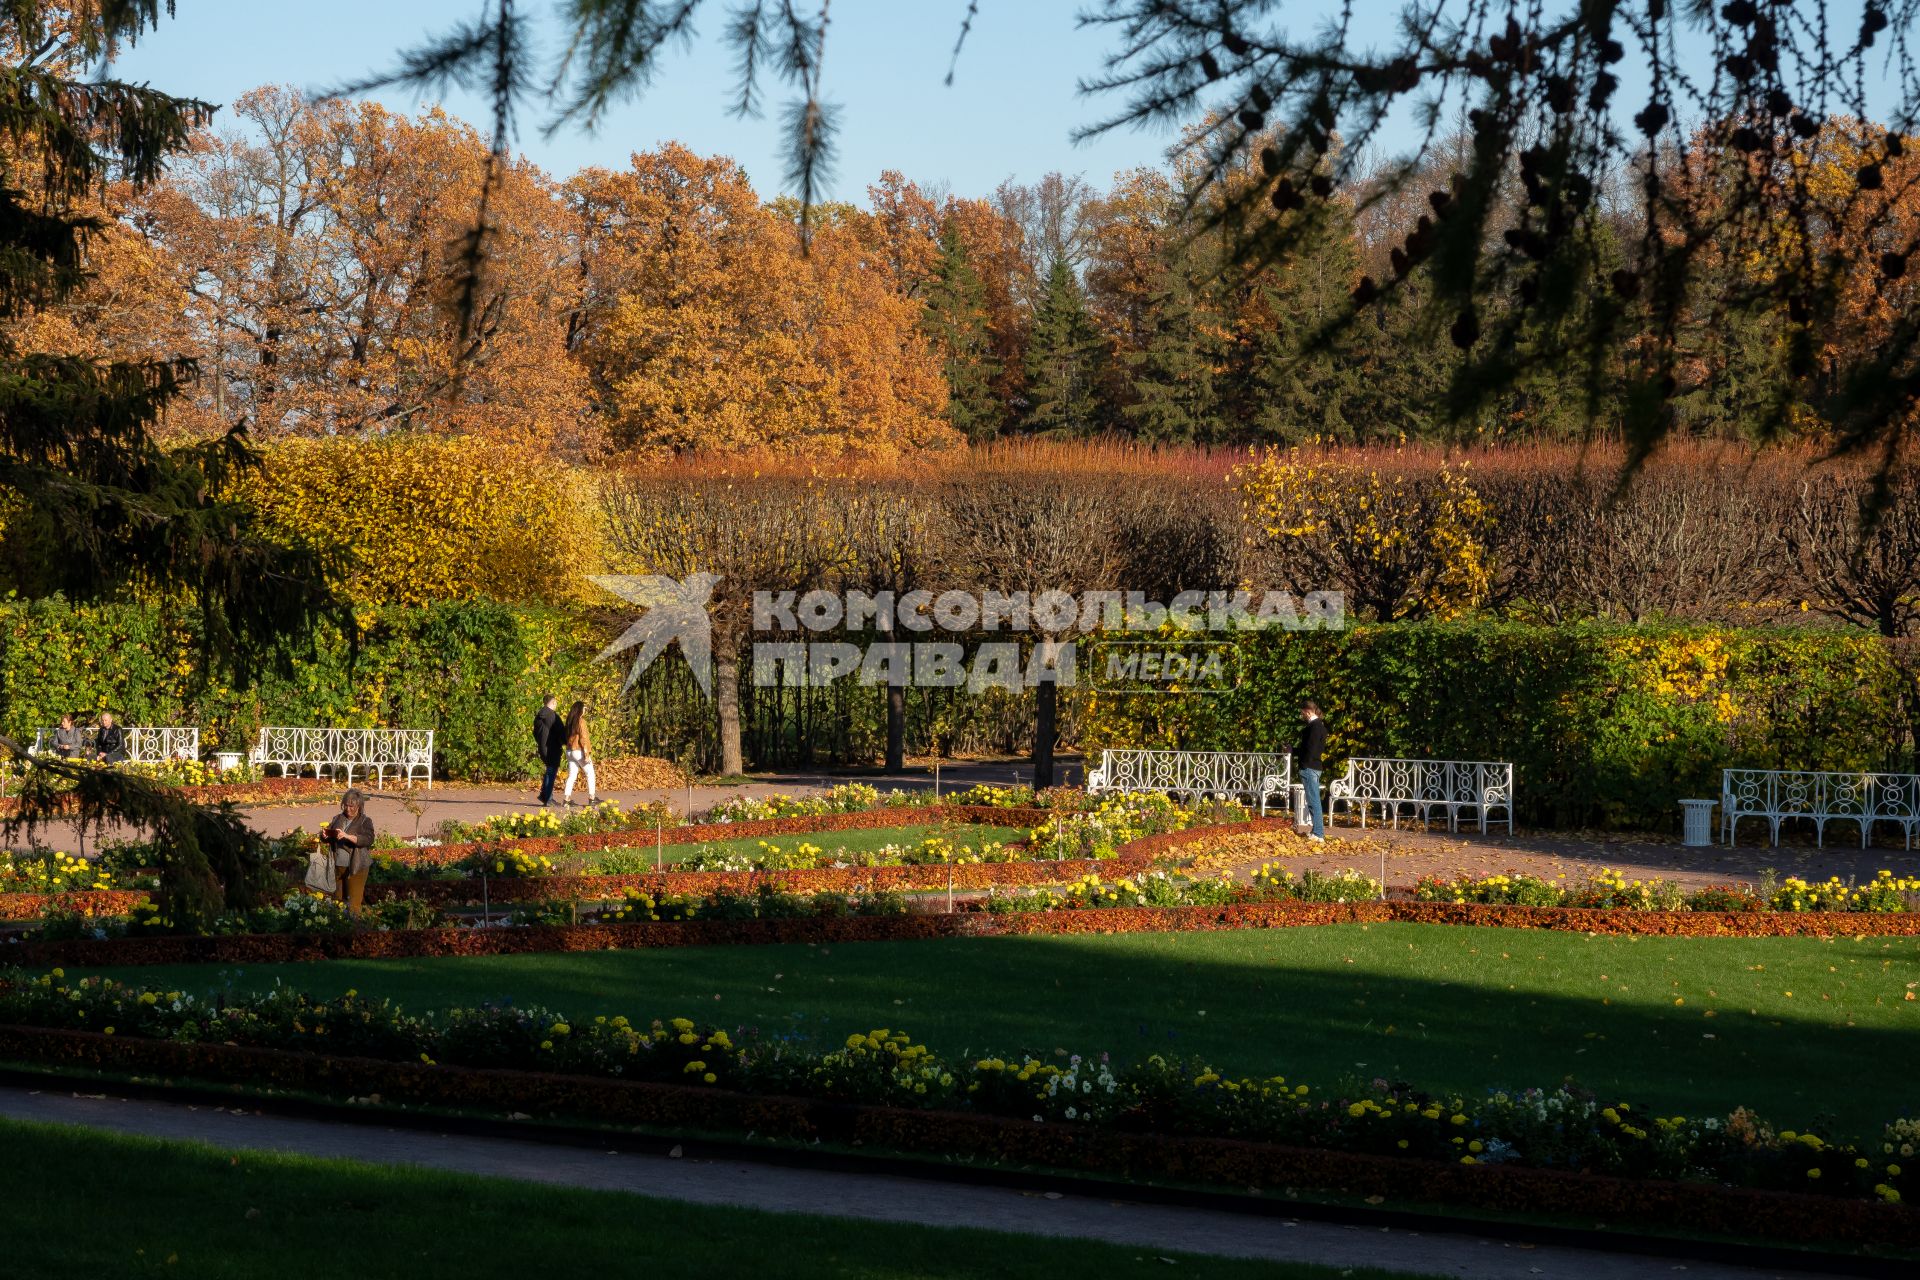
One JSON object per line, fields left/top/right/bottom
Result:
{"left": 51, "top": 714, "right": 83, "bottom": 758}
{"left": 93, "top": 711, "right": 129, "bottom": 764}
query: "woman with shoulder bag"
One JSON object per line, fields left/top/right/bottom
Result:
{"left": 562, "top": 700, "right": 598, "bottom": 807}
{"left": 321, "top": 788, "right": 375, "bottom": 914}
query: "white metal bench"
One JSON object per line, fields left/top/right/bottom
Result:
{"left": 1329, "top": 758, "right": 1515, "bottom": 833}
{"left": 249, "top": 727, "right": 435, "bottom": 788}
{"left": 1721, "top": 768, "right": 1920, "bottom": 848}
{"left": 1086, "top": 748, "right": 1291, "bottom": 813}
{"left": 29, "top": 726, "right": 200, "bottom": 763}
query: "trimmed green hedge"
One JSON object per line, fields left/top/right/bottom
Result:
{"left": 1084, "top": 621, "right": 1914, "bottom": 829}
{"left": 0, "top": 597, "right": 625, "bottom": 781}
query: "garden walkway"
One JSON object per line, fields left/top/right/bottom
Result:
{"left": 1218, "top": 825, "right": 1920, "bottom": 893}
{"left": 0, "top": 1086, "right": 1843, "bottom": 1280}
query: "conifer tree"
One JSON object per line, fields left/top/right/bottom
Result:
{"left": 0, "top": 3, "right": 335, "bottom": 926}
{"left": 921, "top": 225, "right": 1002, "bottom": 440}
{"left": 1022, "top": 259, "right": 1106, "bottom": 436}
{"left": 1123, "top": 248, "right": 1219, "bottom": 442}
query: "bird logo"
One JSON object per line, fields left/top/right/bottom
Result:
{"left": 590, "top": 573, "right": 722, "bottom": 696}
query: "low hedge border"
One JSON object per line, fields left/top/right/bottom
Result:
{"left": 376, "top": 804, "right": 1056, "bottom": 867}
{"left": 0, "top": 1022, "right": 1911, "bottom": 1249}
{"left": 15, "top": 899, "right": 1920, "bottom": 968}
{"left": 363, "top": 854, "right": 1153, "bottom": 906}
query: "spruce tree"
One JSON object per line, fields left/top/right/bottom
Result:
{"left": 1123, "top": 249, "right": 1218, "bottom": 442}
{"left": 921, "top": 225, "right": 1002, "bottom": 440}
{"left": 1022, "top": 258, "right": 1106, "bottom": 436}
{"left": 0, "top": 4, "right": 336, "bottom": 927}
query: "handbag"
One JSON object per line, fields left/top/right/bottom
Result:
{"left": 304, "top": 846, "right": 337, "bottom": 894}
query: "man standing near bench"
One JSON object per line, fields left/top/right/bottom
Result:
{"left": 1297, "top": 700, "right": 1328, "bottom": 842}
{"left": 532, "top": 694, "right": 565, "bottom": 807}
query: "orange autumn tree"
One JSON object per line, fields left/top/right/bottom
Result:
{"left": 142, "top": 86, "right": 595, "bottom": 455}
{"left": 572, "top": 145, "right": 954, "bottom": 454}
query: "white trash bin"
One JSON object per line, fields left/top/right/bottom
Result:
{"left": 1679, "top": 798, "right": 1715, "bottom": 847}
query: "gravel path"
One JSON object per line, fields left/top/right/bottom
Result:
{"left": 1233, "top": 825, "right": 1920, "bottom": 892}
{"left": 0, "top": 1085, "right": 1846, "bottom": 1279}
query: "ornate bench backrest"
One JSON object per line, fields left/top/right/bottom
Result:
{"left": 33, "top": 725, "right": 198, "bottom": 761}
{"left": 1092, "top": 748, "right": 1290, "bottom": 796}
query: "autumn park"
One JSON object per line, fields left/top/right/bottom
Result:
{"left": 5, "top": 3, "right": 1920, "bottom": 1278}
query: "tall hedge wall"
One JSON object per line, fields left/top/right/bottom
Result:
{"left": 0, "top": 597, "right": 626, "bottom": 781}
{"left": 1083, "top": 622, "right": 1914, "bottom": 829}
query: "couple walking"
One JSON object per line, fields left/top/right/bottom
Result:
{"left": 533, "top": 696, "right": 597, "bottom": 807}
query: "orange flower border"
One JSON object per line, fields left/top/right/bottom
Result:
{"left": 0, "top": 1022, "right": 1911, "bottom": 1250}
{"left": 13, "top": 898, "right": 1920, "bottom": 968}
{"left": 360, "top": 855, "right": 1151, "bottom": 906}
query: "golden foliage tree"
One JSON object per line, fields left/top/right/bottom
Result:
{"left": 574, "top": 145, "right": 955, "bottom": 454}
{"left": 143, "top": 87, "right": 595, "bottom": 455}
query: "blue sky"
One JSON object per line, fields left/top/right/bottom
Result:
{"left": 106, "top": 2, "right": 1902, "bottom": 206}
{"left": 107, "top": 0, "right": 1246, "bottom": 201}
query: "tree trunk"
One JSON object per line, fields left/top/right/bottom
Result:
{"left": 1032, "top": 637, "right": 1059, "bottom": 790}
{"left": 715, "top": 648, "right": 744, "bottom": 777}
{"left": 880, "top": 610, "right": 906, "bottom": 772}
{"left": 886, "top": 684, "right": 906, "bottom": 773}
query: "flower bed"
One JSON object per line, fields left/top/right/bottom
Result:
{"left": 0, "top": 775, "right": 334, "bottom": 817}
{"left": 0, "top": 890, "right": 148, "bottom": 922}
{"left": 363, "top": 854, "right": 1152, "bottom": 907}
{"left": 0, "top": 973, "right": 1913, "bottom": 1243}
{"left": 17, "top": 897, "right": 1920, "bottom": 968}
{"left": 1417, "top": 868, "right": 1920, "bottom": 913}
{"left": 374, "top": 794, "right": 1253, "bottom": 872}
{"left": 373, "top": 805, "right": 1054, "bottom": 868}
{"left": 0, "top": 850, "right": 117, "bottom": 895}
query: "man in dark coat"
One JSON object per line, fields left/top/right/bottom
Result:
{"left": 532, "top": 695, "right": 566, "bottom": 806}
{"left": 93, "top": 711, "right": 129, "bottom": 764}
{"left": 1295, "top": 699, "right": 1328, "bottom": 841}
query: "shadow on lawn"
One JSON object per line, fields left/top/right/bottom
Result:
{"left": 96, "top": 926, "right": 1920, "bottom": 1139}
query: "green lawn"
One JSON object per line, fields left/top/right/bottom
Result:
{"left": 83, "top": 923, "right": 1920, "bottom": 1136}
{"left": 0, "top": 1120, "right": 1413, "bottom": 1280}
{"left": 576, "top": 821, "right": 1032, "bottom": 869}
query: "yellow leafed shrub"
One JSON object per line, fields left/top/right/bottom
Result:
{"left": 1234, "top": 448, "right": 1493, "bottom": 620}
{"left": 243, "top": 437, "right": 603, "bottom": 606}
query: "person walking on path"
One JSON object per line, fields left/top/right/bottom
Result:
{"left": 322, "top": 788, "right": 375, "bottom": 915}
{"left": 1296, "top": 699, "right": 1328, "bottom": 842}
{"left": 562, "top": 700, "right": 597, "bottom": 806}
{"left": 532, "top": 695, "right": 565, "bottom": 807}
{"left": 93, "top": 711, "right": 128, "bottom": 764}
